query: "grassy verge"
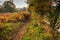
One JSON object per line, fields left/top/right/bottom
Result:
{"left": 0, "top": 22, "right": 23, "bottom": 40}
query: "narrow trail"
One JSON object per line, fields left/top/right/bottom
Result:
{"left": 12, "top": 21, "right": 30, "bottom": 40}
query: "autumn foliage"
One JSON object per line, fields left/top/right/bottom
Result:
{"left": 0, "top": 12, "right": 30, "bottom": 23}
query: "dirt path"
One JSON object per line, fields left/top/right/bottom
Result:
{"left": 12, "top": 21, "right": 30, "bottom": 40}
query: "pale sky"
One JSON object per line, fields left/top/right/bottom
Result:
{"left": 0, "top": 0, "right": 28, "bottom": 8}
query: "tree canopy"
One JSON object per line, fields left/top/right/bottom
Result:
{"left": 27, "top": 0, "right": 60, "bottom": 28}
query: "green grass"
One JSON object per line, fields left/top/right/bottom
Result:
{"left": 22, "top": 18, "right": 46, "bottom": 40}
{"left": 0, "top": 22, "right": 23, "bottom": 40}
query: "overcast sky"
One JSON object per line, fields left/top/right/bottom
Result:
{"left": 0, "top": 0, "right": 28, "bottom": 8}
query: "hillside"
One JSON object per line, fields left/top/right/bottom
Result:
{"left": 0, "top": 11, "right": 30, "bottom": 40}
{"left": 0, "top": 11, "right": 60, "bottom": 40}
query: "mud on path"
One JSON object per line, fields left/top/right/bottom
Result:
{"left": 12, "top": 21, "right": 30, "bottom": 40}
